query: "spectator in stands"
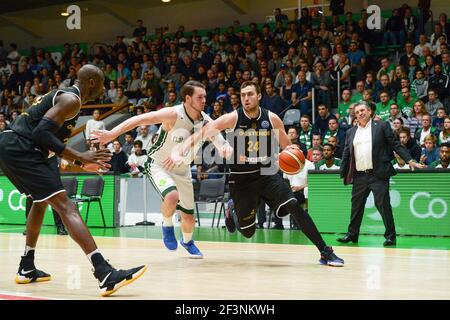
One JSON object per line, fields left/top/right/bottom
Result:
{"left": 398, "top": 127, "right": 421, "bottom": 162}
{"left": 122, "top": 132, "right": 134, "bottom": 156}
{"left": 428, "top": 64, "right": 449, "bottom": 104}
{"left": 310, "top": 146, "right": 323, "bottom": 164}
{"left": 375, "top": 91, "right": 394, "bottom": 121}
{"left": 315, "top": 143, "right": 341, "bottom": 170}
{"left": 384, "top": 9, "right": 404, "bottom": 46}
{"left": 291, "top": 70, "right": 312, "bottom": 115}
{"left": 429, "top": 142, "right": 449, "bottom": 168}
{"left": 347, "top": 41, "right": 366, "bottom": 81}
{"left": 133, "top": 19, "right": 147, "bottom": 37}
{"left": 333, "top": 53, "right": 351, "bottom": 90}
{"left": 113, "top": 86, "right": 129, "bottom": 107}
{"left": 409, "top": 100, "right": 428, "bottom": 136}
{"left": 350, "top": 80, "right": 365, "bottom": 103}
{"left": 415, "top": 114, "right": 439, "bottom": 147}
{"left": 329, "top": 0, "right": 345, "bottom": 16}
{"left": 116, "top": 62, "right": 131, "bottom": 87}
{"left": 402, "top": 7, "right": 418, "bottom": 43}
{"left": 388, "top": 103, "right": 410, "bottom": 129}
{"left": 279, "top": 72, "right": 294, "bottom": 106}
{"left": 311, "top": 61, "right": 331, "bottom": 107}
{"left": 109, "top": 140, "right": 129, "bottom": 174}
{"left": 398, "top": 86, "right": 417, "bottom": 117}
{"left": 314, "top": 104, "right": 336, "bottom": 137}
{"left": 261, "top": 82, "right": 285, "bottom": 117}
{"left": 392, "top": 118, "right": 405, "bottom": 137}
{"left": 425, "top": 89, "right": 444, "bottom": 116}
{"left": 298, "top": 115, "right": 313, "bottom": 150}
{"left": 400, "top": 41, "right": 418, "bottom": 69}
{"left": 209, "top": 100, "right": 225, "bottom": 120}
{"left": 127, "top": 140, "right": 148, "bottom": 176}
{"left": 135, "top": 125, "right": 153, "bottom": 152}
{"left": 414, "top": 34, "right": 432, "bottom": 57}
{"left": 327, "top": 135, "right": 343, "bottom": 159}
{"left": 441, "top": 52, "right": 450, "bottom": 77}
{"left": 420, "top": 134, "right": 440, "bottom": 165}
{"left": 323, "top": 118, "right": 346, "bottom": 146}
{"left": 125, "top": 69, "right": 141, "bottom": 102}
{"left": 377, "top": 57, "right": 395, "bottom": 81}
{"left": 274, "top": 8, "right": 288, "bottom": 22}
{"left": 411, "top": 69, "right": 428, "bottom": 100}
{"left": 337, "top": 89, "right": 352, "bottom": 118}
{"left": 85, "top": 109, "right": 105, "bottom": 143}
{"left": 374, "top": 74, "right": 395, "bottom": 103}
{"left": 104, "top": 64, "right": 118, "bottom": 84}
{"left": 433, "top": 107, "right": 447, "bottom": 132}
{"left": 438, "top": 117, "right": 450, "bottom": 146}
{"left": 287, "top": 127, "right": 307, "bottom": 156}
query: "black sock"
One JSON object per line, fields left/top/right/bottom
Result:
{"left": 91, "top": 252, "right": 107, "bottom": 270}
{"left": 290, "top": 207, "right": 327, "bottom": 252}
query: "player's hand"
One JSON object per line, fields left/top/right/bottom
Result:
{"left": 162, "top": 156, "right": 181, "bottom": 171}
{"left": 90, "top": 129, "right": 115, "bottom": 145}
{"left": 80, "top": 149, "right": 112, "bottom": 164}
{"left": 409, "top": 160, "right": 425, "bottom": 170}
{"left": 218, "top": 144, "right": 234, "bottom": 159}
{"left": 83, "top": 162, "right": 111, "bottom": 173}
{"left": 285, "top": 144, "right": 300, "bottom": 151}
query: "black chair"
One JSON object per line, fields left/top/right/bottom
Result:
{"left": 195, "top": 177, "right": 226, "bottom": 227}
{"left": 73, "top": 177, "right": 106, "bottom": 227}
{"left": 61, "top": 177, "right": 78, "bottom": 199}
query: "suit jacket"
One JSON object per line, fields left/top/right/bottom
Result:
{"left": 340, "top": 120, "right": 412, "bottom": 185}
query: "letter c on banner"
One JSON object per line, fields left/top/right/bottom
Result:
{"left": 410, "top": 192, "right": 448, "bottom": 219}
{"left": 8, "top": 190, "right": 26, "bottom": 211}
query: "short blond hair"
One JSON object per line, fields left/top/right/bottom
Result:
{"left": 424, "top": 134, "right": 437, "bottom": 144}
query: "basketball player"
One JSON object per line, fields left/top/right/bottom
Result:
{"left": 92, "top": 81, "right": 208, "bottom": 258}
{"left": 179, "top": 81, "right": 344, "bottom": 266}
{"left": 0, "top": 65, "right": 147, "bottom": 296}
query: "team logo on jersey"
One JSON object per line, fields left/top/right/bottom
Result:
{"left": 261, "top": 120, "right": 270, "bottom": 129}
{"left": 159, "top": 179, "right": 167, "bottom": 187}
{"left": 251, "top": 123, "right": 257, "bottom": 129}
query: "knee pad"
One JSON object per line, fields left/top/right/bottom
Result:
{"left": 276, "top": 198, "right": 299, "bottom": 218}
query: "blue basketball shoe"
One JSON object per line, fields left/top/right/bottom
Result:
{"left": 162, "top": 226, "right": 178, "bottom": 251}
{"left": 319, "top": 246, "right": 344, "bottom": 267}
{"left": 179, "top": 239, "right": 203, "bottom": 259}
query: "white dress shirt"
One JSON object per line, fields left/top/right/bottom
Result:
{"left": 283, "top": 160, "right": 315, "bottom": 198}
{"left": 353, "top": 120, "right": 373, "bottom": 171}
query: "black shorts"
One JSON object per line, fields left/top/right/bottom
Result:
{"left": 228, "top": 171, "right": 296, "bottom": 230}
{"left": 0, "top": 131, "right": 65, "bottom": 202}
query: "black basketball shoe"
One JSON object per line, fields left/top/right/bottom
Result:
{"left": 15, "top": 251, "right": 51, "bottom": 284}
{"left": 94, "top": 261, "right": 147, "bottom": 297}
{"left": 319, "top": 246, "right": 345, "bottom": 267}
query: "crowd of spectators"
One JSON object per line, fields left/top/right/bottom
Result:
{"left": 1, "top": 4, "right": 449, "bottom": 178}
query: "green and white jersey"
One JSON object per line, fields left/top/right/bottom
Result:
{"left": 145, "top": 104, "right": 204, "bottom": 173}
{"left": 315, "top": 158, "right": 341, "bottom": 170}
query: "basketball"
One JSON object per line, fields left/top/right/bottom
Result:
{"left": 279, "top": 147, "right": 305, "bottom": 175}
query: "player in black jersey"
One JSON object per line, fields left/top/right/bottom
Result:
{"left": 0, "top": 64, "right": 146, "bottom": 296}
{"left": 180, "top": 81, "right": 344, "bottom": 266}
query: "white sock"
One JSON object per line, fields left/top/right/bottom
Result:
{"left": 163, "top": 216, "right": 174, "bottom": 227}
{"left": 24, "top": 246, "right": 35, "bottom": 255}
{"left": 86, "top": 249, "right": 101, "bottom": 264}
{"left": 182, "top": 232, "right": 193, "bottom": 243}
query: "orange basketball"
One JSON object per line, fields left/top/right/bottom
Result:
{"left": 279, "top": 147, "right": 305, "bottom": 175}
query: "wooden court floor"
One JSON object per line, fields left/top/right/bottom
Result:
{"left": 1, "top": 232, "right": 450, "bottom": 300}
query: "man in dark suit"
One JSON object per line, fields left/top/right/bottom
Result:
{"left": 338, "top": 102, "right": 423, "bottom": 246}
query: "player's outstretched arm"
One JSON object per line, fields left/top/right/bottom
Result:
{"left": 186, "top": 111, "right": 237, "bottom": 156}
{"left": 31, "top": 93, "right": 111, "bottom": 168}
{"left": 91, "top": 107, "right": 178, "bottom": 145}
